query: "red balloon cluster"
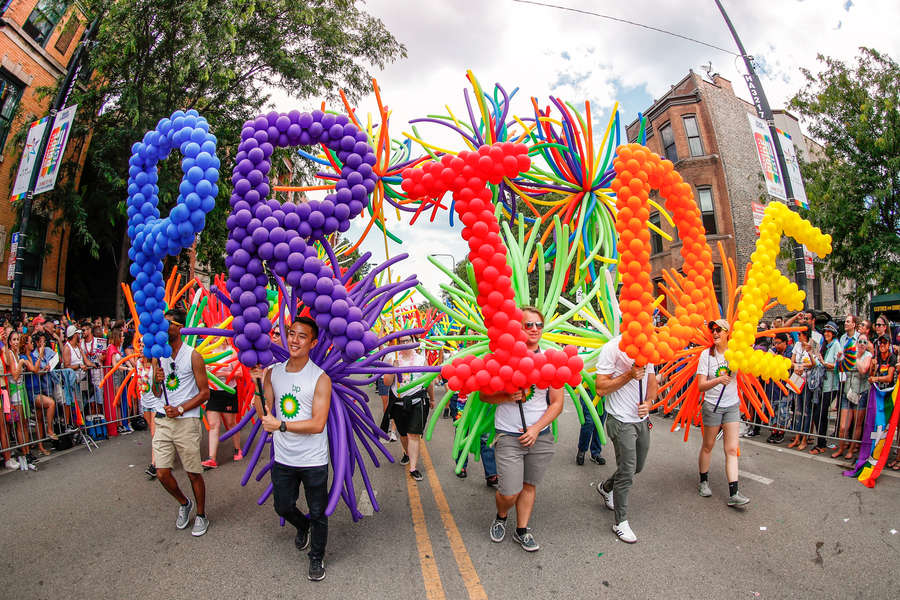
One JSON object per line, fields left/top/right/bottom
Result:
{"left": 401, "top": 143, "right": 583, "bottom": 395}
{"left": 610, "top": 143, "right": 714, "bottom": 366}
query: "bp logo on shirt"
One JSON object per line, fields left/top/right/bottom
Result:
{"left": 715, "top": 364, "right": 731, "bottom": 378}
{"left": 165, "top": 372, "right": 180, "bottom": 391}
{"left": 280, "top": 393, "right": 299, "bottom": 419}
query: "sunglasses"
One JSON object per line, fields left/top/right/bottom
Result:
{"left": 523, "top": 321, "right": 544, "bottom": 330}
{"left": 710, "top": 326, "right": 723, "bottom": 333}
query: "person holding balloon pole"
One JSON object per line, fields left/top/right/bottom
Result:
{"left": 696, "top": 319, "right": 750, "bottom": 507}
{"left": 483, "top": 307, "right": 564, "bottom": 553}
{"left": 251, "top": 316, "right": 332, "bottom": 582}
{"left": 594, "top": 334, "right": 656, "bottom": 544}
{"left": 151, "top": 309, "right": 211, "bottom": 537}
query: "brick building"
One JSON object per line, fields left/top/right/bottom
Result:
{"left": 0, "top": 0, "right": 89, "bottom": 316}
{"left": 625, "top": 70, "right": 849, "bottom": 320}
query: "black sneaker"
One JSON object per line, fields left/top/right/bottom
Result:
{"left": 308, "top": 557, "right": 326, "bottom": 581}
{"left": 590, "top": 454, "right": 606, "bottom": 465}
{"left": 456, "top": 468, "right": 467, "bottom": 478}
{"left": 145, "top": 464, "right": 157, "bottom": 480}
{"left": 512, "top": 528, "right": 540, "bottom": 552}
{"left": 409, "top": 469, "right": 423, "bottom": 481}
{"left": 485, "top": 475, "right": 499, "bottom": 488}
{"left": 295, "top": 528, "right": 310, "bottom": 551}
{"left": 399, "top": 453, "right": 409, "bottom": 465}
{"left": 576, "top": 451, "right": 585, "bottom": 465}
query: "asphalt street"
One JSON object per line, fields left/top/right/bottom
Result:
{"left": 2, "top": 387, "right": 898, "bottom": 600}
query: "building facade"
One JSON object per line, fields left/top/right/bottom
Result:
{"left": 625, "top": 70, "right": 850, "bottom": 320}
{"left": 0, "top": 0, "right": 88, "bottom": 316}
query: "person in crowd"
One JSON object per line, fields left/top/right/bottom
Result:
{"left": 20, "top": 334, "right": 56, "bottom": 456}
{"left": 31, "top": 333, "right": 59, "bottom": 438}
{"left": 744, "top": 324, "right": 772, "bottom": 438}
{"left": 858, "top": 319, "right": 872, "bottom": 343}
{"left": 103, "top": 327, "right": 132, "bottom": 436}
{"left": 810, "top": 322, "right": 841, "bottom": 454}
{"left": 869, "top": 333, "right": 897, "bottom": 397}
{"left": 201, "top": 362, "right": 244, "bottom": 469}
{"left": 788, "top": 327, "right": 820, "bottom": 451}
{"left": 766, "top": 333, "right": 793, "bottom": 444}
{"left": 845, "top": 335, "right": 874, "bottom": 460}
{"left": 787, "top": 311, "right": 823, "bottom": 347}
{"left": 696, "top": 319, "right": 750, "bottom": 507}
{"left": 61, "top": 325, "right": 88, "bottom": 425}
{"left": 594, "top": 333, "right": 656, "bottom": 544}
{"left": 382, "top": 334, "right": 435, "bottom": 482}
{"left": 483, "top": 306, "right": 563, "bottom": 552}
{"left": 375, "top": 372, "right": 397, "bottom": 442}
{"left": 772, "top": 316, "right": 784, "bottom": 330}
{"left": 872, "top": 315, "right": 892, "bottom": 354}
{"left": 151, "top": 309, "right": 211, "bottom": 537}
{"left": 80, "top": 323, "right": 103, "bottom": 416}
{"left": 833, "top": 315, "right": 861, "bottom": 458}
{"left": 1, "top": 331, "right": 33, "bottom": 462}
{"left": 251, "top": 316, "right": 332, "bottom": 581}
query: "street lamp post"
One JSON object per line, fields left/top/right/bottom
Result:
{"left": 429, "top": 253, "right": 457, "bottom": 272}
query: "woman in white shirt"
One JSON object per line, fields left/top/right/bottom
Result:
{"left": 382, "top": 335, "right": 434, "bottom": 482}
{"left": 696, "top": 319, "right": 749, "bottom": 507}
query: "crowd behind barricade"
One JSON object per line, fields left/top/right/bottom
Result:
{"left": 0, "top": 312, "right": 142, "bottom": 471}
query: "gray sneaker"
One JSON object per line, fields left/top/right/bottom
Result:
{"left": 490, "top": 517, "right": 507, "bottom": 543}
{"left": 597, "top": 484, "right": 614, "bottom": 511}
{"left": 176, "top": 499, "right": 193, "bottom": 530}
{"left": 728, "top": 491, "right": 750, "bottom": 507}
{"left": 698, "top": 480, "right": 712, "bottom": 497}
{"left": 191, "top": 515, "right": 209, "bottom": 537}
{"left": 512, "top": 528, "right": 540, "bottom": 552}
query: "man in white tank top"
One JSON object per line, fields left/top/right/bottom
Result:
{"left": 252, "top": 316, "right": 332, "bottom": 582}
{"left": 483, "top": 307, "right": 565, "bottom": 553}
{"left": 151, "top": 309, "right": 211, "bottom": 537}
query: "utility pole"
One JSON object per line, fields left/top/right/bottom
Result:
{"left": 713, "top": 0, "right": 808, "bottom": 297}
{"left": 11, "top": 17, "right": 99, "bottom": 320}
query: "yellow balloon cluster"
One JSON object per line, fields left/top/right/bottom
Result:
{"left": 725, "top": 202, "right": 832, "bottom": 380}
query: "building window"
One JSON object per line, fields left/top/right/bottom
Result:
{"left": 812, "top": 274, "right": 822, "bottom": 311}
{"left": 649, "top": 212, "right": 663, "bottom": 254}
{"left": 20, "top": 216, "right": 48, "bottom": 290}
{"left": 712, "top": 265, "right": 725, "bottom": 312}
{"left": 53, "top": 14, "right": 78, "bottom": 54}
{"left": 696, "top": 187, "right": 718, "bottom": 234}
{"left": 23, "top": 0, "right": 69, "bottom": 46}
{"left": 660, "top": 122, "right": 677, "bottom": 163}
{"left": 682, "top": 115, "right": 703, "bottom": 157}
{"left": 0, "top": 71, "right": 25, "bottom": 153}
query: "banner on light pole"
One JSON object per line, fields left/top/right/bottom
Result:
{"left": 10, "top": 117, "right": 49, "bottom": 202}
{"left": 34, "top": 105, "right": 77, "bottom": 196}
{"left": 747, "top": 114, "right": 786, "bottom": 201}
{"left": 776, "top": 129, "right": 809, "bottom": 209}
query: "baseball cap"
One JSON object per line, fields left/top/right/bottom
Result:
{"left": 707, "top": 318, "right": 730, "bottom": 332}
{"left": 65, "top": 325, "right": 79, "bottom": 339}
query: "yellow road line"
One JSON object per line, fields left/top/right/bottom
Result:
{"left": 420, "top": 445, "right": 489, "bottom": 600}
{"left": 406, "top": 467, "right": 446, "bottom": 600}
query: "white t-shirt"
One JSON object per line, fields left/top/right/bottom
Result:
{"left": 596, "top": 335, "right": 654, "bottom": 423}
{"left": 271, "top": 360, "right": 329, "bottom": 468}
{"left": 391, "top": 352, "right": 427, "bottom": 404}
{"left": 697, "top": 348, "right": 739, "bottom": 408}
{"left": 137, "top": 361, "right": 164, "bottom": 413}
{"left": 495, "top": 383, "right": 550, "bottom": 434}
{"left": 160, "top": 343, "right": 201, "bottom": 418}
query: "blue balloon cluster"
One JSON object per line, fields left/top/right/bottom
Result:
{"left": 127, "top": 109, "right": 219, "bottom": 358}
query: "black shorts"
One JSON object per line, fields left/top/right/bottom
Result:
{"left": 390, "top": 392, "right": 429, "bottom": 436}
{"left": 206, "top": 389, "right": 238, "bottom": 413}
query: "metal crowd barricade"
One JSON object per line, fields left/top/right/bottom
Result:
{"left": 1, "top": 364, "right": 143, "bottom": 460}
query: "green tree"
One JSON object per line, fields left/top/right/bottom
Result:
{"left": 789, "top": 47, "right": 900, "bottom": 303}
{"left": 42, "top": 0, "right": 404, "bottom": 317}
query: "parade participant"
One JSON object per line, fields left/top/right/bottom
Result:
{"left": 575, "top": 395, "right": 605, "bottom": 465}
{"left": 594, "top": 333, "right": 656, "bottom": 543}
{"left": 382, "top": 335, "right": 435, "bottom": 482}
{"left": 151, "top": 308, "right": 211, "bottom": 537}
{"left": 137, "top": 355, "right": 161, "bottom": 479}
{"left": 810, "top": 322, "right": 841, "bottom": 454}
{"left": 484, "top": 307, "right": 564, "bottom": 552}
{"left": 695, "top": 319, "right": 749, "bottom": 507}
{"left": 251, "top": 316, "right": 332, "bottom": 582}
{"left": 201, "top": 362, "right": 243, "bottom": 469}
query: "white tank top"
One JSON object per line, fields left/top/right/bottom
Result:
{"left": 66, "top": 342, "right": 84, "bottom": 369}
{"left": 270, "top": 359, "right": 329, "bottom": 467}
{"left": 161, "top": 343, "right": 201, "bottom": 418}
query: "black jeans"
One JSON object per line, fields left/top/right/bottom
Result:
{"left": 271, "top": 462, "right": 328, "bottom": 560}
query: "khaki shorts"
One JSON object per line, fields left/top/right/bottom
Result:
{"left": 152, "top": 416, "right": 203, "bottom": 473}
{"left": 494, "top": 432, "right": 555, "bottom": 496}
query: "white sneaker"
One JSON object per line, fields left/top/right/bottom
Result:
{"left": 389, "top": 430, "right": 398, "bottom": 442}
{"left": 5, "top": 459, "right": 18, "bottom": 470}
{"left": 613, "top": 520, "right": 637, "bottom": 543}
{"left": 698, "top": 480, "right": 712, "bottom": 497}
{"left": 596, "top": 485, "right": 614, "bottom": 511}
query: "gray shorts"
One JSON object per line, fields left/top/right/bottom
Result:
{"left": 701, "top": 402, "right": 741, "bottom": 427}
{"left": 494, "top": 432, "right": 555, "bottom": 496}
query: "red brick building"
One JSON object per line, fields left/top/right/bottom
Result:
{"left": 625, "top": 70, "right": 847, "bottom": 318}
{"left": 0, "top": 0, "right": 89, "bottom": 316}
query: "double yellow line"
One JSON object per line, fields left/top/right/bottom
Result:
{"left": 405, "top": 445, "right": 488, "bottom": 600}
